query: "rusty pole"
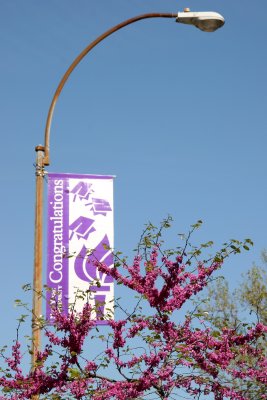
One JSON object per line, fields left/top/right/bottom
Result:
{"left": 32, "top": 146, "right": 45, "bottom": 368}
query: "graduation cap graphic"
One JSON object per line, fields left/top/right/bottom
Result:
{"left": 90, "top": 198, "right": 112, "bottom": 216}
{"left": 69, "top": 216, "right": 95, "bottom": 241}
{"left": 70, "top": 181, "right": 93, "bottom": 202}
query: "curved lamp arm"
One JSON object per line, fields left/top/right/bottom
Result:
{"left": 42, "top": 12, "right": 176, "bottom": 166}
{"left": 41, "top": 10, "right": 224, "bottom": 165}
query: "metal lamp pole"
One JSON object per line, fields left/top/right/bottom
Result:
{"left": 32, "top": 8, "right": 224, "bottom": 369}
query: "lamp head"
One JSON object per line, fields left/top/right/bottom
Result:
{"left": 176, "top": 9, "right": 225, "bottom": 32}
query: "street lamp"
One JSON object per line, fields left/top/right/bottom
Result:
{"left": 176, "top": 10, "right": 224, "bottom": 32}
{"left": 32, "top": 9, "right": 224, "bottom": 367}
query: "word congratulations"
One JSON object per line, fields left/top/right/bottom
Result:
{"left": 49, "top": 179, "right": 65, "bottom": 285}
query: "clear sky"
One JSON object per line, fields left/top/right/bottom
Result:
{"left": 0, "top": 0, "right": 266, "bottom": 352}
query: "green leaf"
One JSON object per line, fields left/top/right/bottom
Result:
{"left": 68, "top": 368, "right": 80, "bottom": 378}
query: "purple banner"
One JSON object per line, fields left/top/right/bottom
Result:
{"left": 46, "top": 173, "right": 114, "bottom": 323}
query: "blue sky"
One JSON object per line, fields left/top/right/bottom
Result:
{"left": 0, "top": 0, "right": 266, "bottom": 354}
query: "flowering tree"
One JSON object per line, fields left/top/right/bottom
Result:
{"left": 197, "top": 254, "right": 267, "bottom": 399}
{"left": 0, "top": 219, "right": 267, "bottom": 399}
